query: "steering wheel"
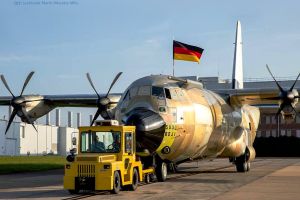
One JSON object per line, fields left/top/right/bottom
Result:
{"left": 107, "top": 143, "right": 114, "bottom": 150}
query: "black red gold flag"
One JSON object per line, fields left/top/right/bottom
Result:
{"left": 173, "top": 40, "right": 204, "bottom": 63}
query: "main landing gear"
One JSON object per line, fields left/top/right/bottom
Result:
{"left": 232, "top": 148, "right": 251, "bottom": 172}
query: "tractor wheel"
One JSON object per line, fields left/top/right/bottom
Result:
{"left": 129, "top": 168, "right": 139, "bottom": 191}
{"left": 111, "top": 171, "right": 121, "bottom": 194}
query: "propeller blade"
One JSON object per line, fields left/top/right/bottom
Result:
{"left": 86, "top": 73, "right": 100, "bottom": 99}
{"left": 5, "top": 109, "right": 18, "bottom": 134}
{"left": 20, "top": 71, "right": 34, "bottom": 96}
{"left": 31, "top": 123, "right": 38, "bottom": 132}
{"left": 266, "top": 64, "right": 284, "bottom": 93}
{"left": 105, "top": 110, "right": 111, "bottom": 120}
{"left": 291, "top": 106, "right": 300, "bottom": 120}
{"left": 275, "top": 104, "right": 284, "bottom": 117}
{"left": 289, "top": 72, "right": 300, "bottom": 92}
{"left": 106, "top": 72, "right": 122, "bottom": 97}
{"left": 1, "top": 75, "right": 15, "bottom": 97}
{"left": 90, "top": 109, "right": 101, "bottom": 126}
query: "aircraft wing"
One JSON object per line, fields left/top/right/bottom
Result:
{"left": 216, "top": 88, "right": 281, "bottom": 107}
{"left": 215, "top": 87, "right": 300, "bottom": 119}
{"left": 43, "top": 94, "right": 122, "bottom": 107}
{"left": 0, "top": 93, "right": 123, "bottom": 107}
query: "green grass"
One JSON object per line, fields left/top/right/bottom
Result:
{"left": 0, "top": 156, "right": 66, "bottom": 174}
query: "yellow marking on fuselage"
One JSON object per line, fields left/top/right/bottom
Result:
{"left": 156, "top": 124, "right": 177, "bottom": 153}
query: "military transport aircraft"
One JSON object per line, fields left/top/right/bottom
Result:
{"left": 0, "top": 21, "right": 299, "bottom": 181}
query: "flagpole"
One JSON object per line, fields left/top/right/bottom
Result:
{"left": 172, "top": 37, "right": 175, "bottom": 76}
{"left": 173, "top": 59, "right": 174, "bottom": 76}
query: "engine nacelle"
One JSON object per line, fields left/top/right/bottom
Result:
{"left": 280, "top": 105, "right": 296, "bottom": 123}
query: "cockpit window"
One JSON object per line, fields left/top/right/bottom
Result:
{"left": 165, "top": 88, "right": 171, "bottom": 99}
{"left": 130, "top": 87, "right": 138, "bottom": 98}
{"left": 138, "top": 86, "right": 151, "bottom": 96}
{"left": 123, "top": 90, "right": 130, "bottom": 101}
{"left": 152, "top": 86, "right": 165, "bottom": 98}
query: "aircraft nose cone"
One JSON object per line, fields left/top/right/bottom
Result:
{"left": 124, "top": 108, "right": 166, "bottom": 152}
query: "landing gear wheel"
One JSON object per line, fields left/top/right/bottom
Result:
{"left": 129, "top": 168, "right": 139, "bottom": 191}
{"left": 111, "top": 171, "right": 121, "bottom": 194}
{"left": 145, "top": 174, "right": 150, "bottom": 184}
{"left": 236, "top": 161, "right": 247, "bottom": 172}
{"left": 168, "top": 163, "right": 177, "bottom": 173}
{"left": 156, "top": 161, "right": 167, "bottom": 182}
{"left": 246, "top": 162, "right": 251, "bottom": 171}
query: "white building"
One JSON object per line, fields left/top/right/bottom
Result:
{"left": 0, "top": 119, "right": 78, "bottom": 156}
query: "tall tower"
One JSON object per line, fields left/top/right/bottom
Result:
{"left": 232, "top": 20, "right": 244, "bottom": 89}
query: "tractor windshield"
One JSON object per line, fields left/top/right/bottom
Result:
{"left": 80, "top": 131, "right": 121, "bottom": 153}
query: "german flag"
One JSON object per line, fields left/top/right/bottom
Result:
{"left": 173, "top": 40, "right": 204, "bottom": 63}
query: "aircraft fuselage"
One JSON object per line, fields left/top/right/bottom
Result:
{"left": 115, "top": 75, "right": 260, "bottom": 164}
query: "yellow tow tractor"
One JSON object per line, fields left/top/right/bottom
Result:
{"left": 63, "top": 120, "right": 155, "bottom": 194}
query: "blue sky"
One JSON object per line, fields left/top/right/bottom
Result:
{"left": 1, "top": 0, "right": 300, "bottom": 124}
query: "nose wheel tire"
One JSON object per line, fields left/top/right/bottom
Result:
{"left": 111, "top": 171, "right": 121, "bottom": 194}
{"left": 145, "top": 174, "right": 150, "bottom": 184}
{"left": 156, "top": 161, "right": 167, "bottom": 182}
{"left": 236, "top": 161, "right": 248, "bottom": 172}
{"left": 246, "top": 162, "right": 251, "bottom": 171}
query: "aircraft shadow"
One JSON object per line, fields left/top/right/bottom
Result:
{"left": 167, "top": 178, "right": 234, "bottom": 184}
{"left": 175, "top": 170, "right": 235, "bottom": 174}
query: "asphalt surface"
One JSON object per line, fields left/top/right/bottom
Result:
{"left": 0, "top": 158, "right": 299, "bottom": 200}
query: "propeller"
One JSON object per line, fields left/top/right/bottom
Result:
{"left": 265, "top": 65, "right": 300, "bottom": 117}
{"left": 1, "top": 71, "right": 38, "bottom": 134}
{"left": 86, "top": 72, "right": 122, "bottom": 125}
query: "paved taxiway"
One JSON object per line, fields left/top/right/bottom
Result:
{"left": 0, "top": 158, "right": 299, "bottom": 200}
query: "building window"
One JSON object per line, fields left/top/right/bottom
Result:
{"left": 287, "top": 130, "right": 292, "bottom": 137}
{"left": 281, "top": 130, "right": 285, "bottom": 136}
{"left": 296, "top": 116, "right": 300, "bottom": 124}
{"left": 271, "top": 116, "right": 276, "bottom": 124}
{"left": 271, "top": 129, "right": 276, "bottom": 137}
{"left": 266, "top": 116, "right": 270, "bottom": 124}
{"left": 266, "top": 130, "right": 270, "bottom": 137}
{"left": 21, "top": 126, "right": 25, "bottom": 138}
{"left": 297, "top": 130, "right": 300, "bottom": 138}
{"left": 261, "top": 116, "right": 265, "bottom": 125}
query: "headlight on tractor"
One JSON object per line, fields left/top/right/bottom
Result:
{"left": 103, "top": 164, "right": 110, "bottom": 170}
